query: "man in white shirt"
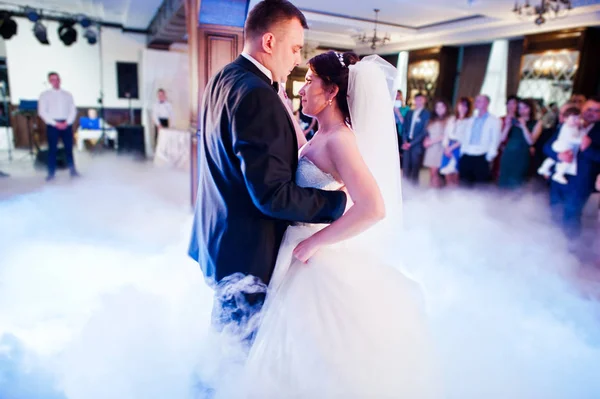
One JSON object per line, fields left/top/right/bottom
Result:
{"left": 38, "top": 71, "right": 79, "bottom": 181}
{"left": 152, "top": 88, "right": 174, "bottom": 147}
{"left": 459, "top": 94, "right": 501, "bottom": 184}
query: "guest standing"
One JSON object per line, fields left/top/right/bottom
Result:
{"left": 423, "top": 99, "right": 451, "bottom": 188}
{"left": 441, "top": 97, "right": 472, "bottom": 187}
{"left": 152, "top": 88, "right": 174, "bottom": 147}
{"left": 459, "top": 95, "right": 501, "bottom": 185}
{"left": 401, "top": 93, "right": 431, "bottom": 184}
{"left": 492, "top": 95, "right": 518, "bottom": 181}
{"left": 38, "top": 71, "right": 79, "bottom": 181}
{"left": 544, "top": 97, "right": 600, "bottom": 238}
{"left": 498, "top": 98, "right": 542, "bottom": 188}
{"left": 393, "top": 89, "right": 410, "bottom": 135}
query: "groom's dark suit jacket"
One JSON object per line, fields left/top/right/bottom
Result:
{"left": 189, "top": 55, "right": 347, "bottom": 285}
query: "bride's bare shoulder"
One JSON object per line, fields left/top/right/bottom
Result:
{"left": 328, "top": 124, "right": 355, "bottom": 144}
{"left": 325, "top": 125, "right": 359, "bottom": 156}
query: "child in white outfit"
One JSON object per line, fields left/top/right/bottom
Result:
{"left": 537, "top": 107, "right": 582, "bottom": 184}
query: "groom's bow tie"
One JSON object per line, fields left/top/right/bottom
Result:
{"left": 272, "top": 81, "right": 279, "bottom": 93}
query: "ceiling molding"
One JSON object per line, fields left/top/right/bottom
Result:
{"left": 295, "top": 1, "right": 600, "bottom": 55}
{"left": 147, "top": 0, "right": 186, "bottom": 46}
{"left": 416, "top": 14, "right": 487, "bottom": 30}
{"left": 302, "top": 8, "right": 489, "bottom": 32}
{"left": 299, "top": 8, "right": 414, "bottom": 29}
{"left": 356, "top": 9, "right": 600, "bottom": 54}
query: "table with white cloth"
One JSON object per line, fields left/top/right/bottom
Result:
{"left": 154, "top": 128, "right": 190, "bottom": 169}
{"left": 0, "top": 127, "right": 13, "bottom": 151}
{"left": 76, "top": 128, "right": 117, "bottom": 151}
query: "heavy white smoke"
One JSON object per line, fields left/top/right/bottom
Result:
{"left": 0, "top": 156, "right": 599, "bottom": 399}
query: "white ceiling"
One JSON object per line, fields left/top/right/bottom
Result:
{"left": 1, "top": 0, "right": 598, "bottom": 50}
{"left": 251, "top": 0, "right": 600, "bottom": 52}
{"left": 0, "top": 0, "right": 165, "bottom": 29}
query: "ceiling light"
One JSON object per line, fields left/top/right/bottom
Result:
{"left": 513, "top": 0, "right": 572, "bottom": 26}
{"left": 24, "top": 7, "right": 40, "bottom": 22}
{"left": 33, "top": 21, "right": 49, "bottom": 44}
{"left": 83, "top": 28, "right": 97, "bottom": 45}
{"left": 58, "top": 20, "right": 77, "bottom": 46}
{"left": 354, "top": 9, "right": 390, "bottom": 50}
{"left": 0, "top": 12, "right": 18, "bottom": 40}
{"left": 77, "top": 14, "right": 92, "bottom": 28}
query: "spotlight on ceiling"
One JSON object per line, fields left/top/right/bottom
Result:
{"left": 83, "top": 28, "right": 97, "bottom": 45}
{"left": 33, "top": 21, "right": 49, "bottom": 45}
{"left": 24, "top": 7, "right": 40, "bottom": 22}
{"left": 58, "top": 20, "right": 77, "bottom": 46}
{"left": 0, "top": 12, "right": 18, "bottom": 40}
{"left": 77, "top": 14, "right": 92, "bottom": 28}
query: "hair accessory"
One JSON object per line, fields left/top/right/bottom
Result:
{"left": 335, "top": 52, "right": 346, "bottom": 68}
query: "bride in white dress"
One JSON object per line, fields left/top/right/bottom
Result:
{"left": 229, "top": 52, "right": 440, "bottom": 398}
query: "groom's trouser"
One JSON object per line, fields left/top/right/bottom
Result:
{"left": 211, "top": 273, "right": 267, "bottom": 345}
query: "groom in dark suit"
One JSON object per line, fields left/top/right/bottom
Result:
{"left": 188, "top": 0, "right": 347, "bottom": 338}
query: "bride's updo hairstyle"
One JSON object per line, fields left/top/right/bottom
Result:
{"left": 307, "top": 51, "right": 359, "bottom": 124}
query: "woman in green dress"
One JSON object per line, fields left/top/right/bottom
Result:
{"left": 498, "top": 98, "right": 543, "bottom": 188}
{"left": 394, "top": 90, "right": 411, "bottom": 135}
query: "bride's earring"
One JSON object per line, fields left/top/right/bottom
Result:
{"left": 328, "top": 99, "right": 333, "bottom": 106}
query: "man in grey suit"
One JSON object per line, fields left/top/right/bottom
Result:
{"left": 401, "top": 93, "right": 431, "bottom": 184}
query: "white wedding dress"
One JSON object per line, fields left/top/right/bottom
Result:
{"left": 230, "top": 155, "right": 441, "bottom": 398}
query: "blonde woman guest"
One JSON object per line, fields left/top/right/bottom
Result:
{"left": 441, "top": 97, "right": 472, "bottom": 186}
{"left": 423, "top": 98, "right": 452, "bottom": 187}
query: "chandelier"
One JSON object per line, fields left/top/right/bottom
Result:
{"left": 356, "top": 9, "right": 390, "bottom": 50}
{"left": 410, "top": 61, "right": 439, "bottom": 81}
{"left": 512, "top": 0, "right": 572, "bottom": 25}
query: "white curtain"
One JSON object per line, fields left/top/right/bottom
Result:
{"left": 480, "top": 40, "right": 508, "bottom": 117}
{"left": 141, "top": 49, "right": 190, "bottom": 156}
{"left": 395, "top": 51, "right": 409, "bottom": 101}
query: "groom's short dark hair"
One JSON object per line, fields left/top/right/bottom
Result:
{"left": 245, "top": 0, "right": 308, "bottom": 41}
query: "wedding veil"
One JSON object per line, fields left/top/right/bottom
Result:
{"left": 346, "top": 55, "right": 403, "bottom": 260}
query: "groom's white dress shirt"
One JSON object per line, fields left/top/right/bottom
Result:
{"left": 242, "top": 52, "right": 273, "bottom": 83}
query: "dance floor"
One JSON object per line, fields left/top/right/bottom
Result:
{"left": 1, "top": 152, "right": 600, "bottom": 399}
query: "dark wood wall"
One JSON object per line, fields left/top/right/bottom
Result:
{"left": 187, "top": 0, "right": 246, "bottom": 207}
{"left": 572, "top": 28, "right": 600, "bottom": 97}
{"left": 11, "top": 107, "right": 142, "bottom": 149}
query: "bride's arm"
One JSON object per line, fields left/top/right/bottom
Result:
{"left": 295, "top": 122, "right": 308, "bottom": 149}
{"left": 293, "top": 131, "right": 385, "bottom": 262}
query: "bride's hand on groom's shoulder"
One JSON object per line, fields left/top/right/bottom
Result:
{"left": 293, "top": 236, "right": 321, "bottom": 264}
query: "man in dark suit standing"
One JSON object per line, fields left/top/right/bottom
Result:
{"left": 401, "top": 93, "right": 430, "bottom": 184}
{"left": 188, "top": 0, "right": 347, "bottom": 338}
{"left": 544, "top": 97, "right": 600, "bottom": 238}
